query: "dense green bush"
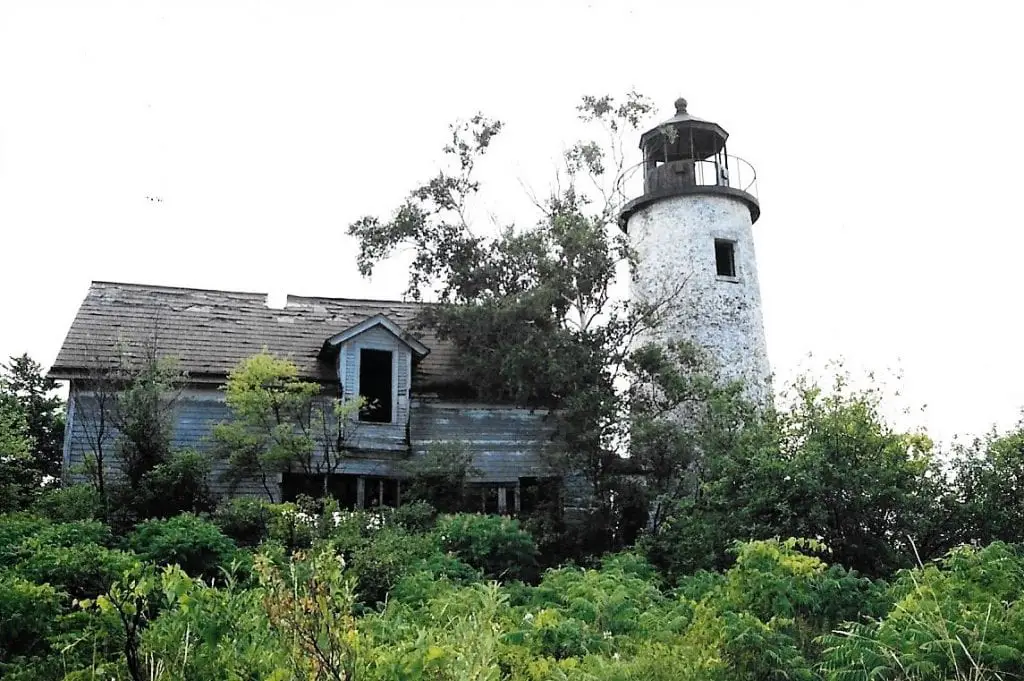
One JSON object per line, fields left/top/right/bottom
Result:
{"left": 820, "top": 542, "right": 1024, "bottom": 680}
{"left": 349, "top": 527, "right": 439, "bottom": 606}
{"left": 31, "top": 484, "right": 104, "bottom": 522}
{"left": 5, "top": 527, "right": 1024, "bottom": 681}
{"left": 0, "top": 513, "right": 50, "bottom": 566}
{"left": 0, "top": 572, "right": 61, "bottom": 664}
{"left": 13, "top": 542, "right": 138, "bottom": 601}
{"left": 437, "top": 513, "right": 539, "bottom": 581}
{"left": 213, "top": 496, "right": 272, "bottom": 547}
{"left": 0, "top": 515, "right": 133, "bottom": 607}
{"left": 265, "top": 501, "right": 318, "bottom": 551}
{"left": 138, "top": 449, "right": 217, "bottom": 517}
{"left": 390, "top": 500, "right": 438, "bottom": 533}
{"left": 127, "top": 513, "right": 238, "bottom": 580}
{"left": 33, "top": 519, "right": 115, "bottom": 548}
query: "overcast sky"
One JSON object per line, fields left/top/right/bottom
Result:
{"left": 2, "top": 1, "right": 1022, "bottom": 444}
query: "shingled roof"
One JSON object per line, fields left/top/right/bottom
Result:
{"left": 50, "top": 281, "right": 457, "bottom": 387}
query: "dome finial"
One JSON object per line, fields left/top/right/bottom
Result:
{"left": 674, "top": 97, "right": 688, "bottom": 114}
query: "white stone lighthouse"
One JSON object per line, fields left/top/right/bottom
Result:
{"left": 621, "top": 97, "right": 770, "bottom": 403}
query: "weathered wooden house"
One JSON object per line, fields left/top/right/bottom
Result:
{"left": 50, "top": 281, "right": 558, "bottom": 512}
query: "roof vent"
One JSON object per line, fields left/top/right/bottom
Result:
{"left": 266, "top": 291, "right": 287, "bottom": 309}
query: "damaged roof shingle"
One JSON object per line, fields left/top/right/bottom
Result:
{"left": 50, "top": 281, "right": 457, "bottom": 387}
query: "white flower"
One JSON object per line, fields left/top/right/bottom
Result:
{"left": 332, "top": 511, "right": 342, "bottom": 527}
{"left": 603, "top": 631, "right": 612, "bottom": 640}
{"left": 523, "top": 612, "right": 534, "bottom": 622}
{"left": 783, "top": 475, "right": 792, "bottom": 481}
{"left": 612, "top": 652, "right": 620, "bottom": 661}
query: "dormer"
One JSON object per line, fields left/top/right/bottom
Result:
{"left": 320, "top": 314, "right": 430, "bottom": 427}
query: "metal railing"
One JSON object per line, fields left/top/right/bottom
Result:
{"left": 623, "top": 154, "right": 758, "bottom": 200}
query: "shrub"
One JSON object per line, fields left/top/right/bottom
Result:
{"left": 390, "top": 500, "right": 438, "bottom": 533}
{"left": 390, "top": 552, "right": 482, "bottom": 605}
{"left": 138, "top": 449, "right": 217, "bottom": 518}
{"left": 0, "top": 514, "right": 49, "bottom": 566}
{"left": 32, "top": 519, "right": 115, "bottom": 548}
{"left": 437, "top": 513, "right": 539, "bottom": 581}
{"left": 0, "top": 572, "right": 61, "bottom": 663}
{"left": 819, "top": 542, "right": 1024, "bottom": 679}
{"left": 13, "top": 542, "right": 139, "bottom": 601}
{"left": 267, "top": 502, "right": 317, "bottom": 551}
{"left": 127, "top": 514, "right": 237, "bottom": 580}
{"left": 213, "top": 497, "right": 273, "bottom": 547}
{"left": 349, "top": 527, "right": 438, "bottom": 607}
{"left": 31, "top": 485, "right": 104, "bottom": 523}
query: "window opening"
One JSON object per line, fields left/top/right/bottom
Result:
{"left": 359, "top": 349, "right": 393, "bottom": 423}
{"left": 281, "top": 472, "right": 360, "bottom": 510}
{"left": 519, "top": 477, "right": 562, "bottom": 515}
{"left": 364, "top": 477, "right": 400, "bottom": 508}
{"left": 714, "top": 239, "right": 736, "bottom": 278}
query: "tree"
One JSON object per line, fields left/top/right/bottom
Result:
{"left": 213, "top": 352, "right": 364, "bottom": 502}
{"left": 0, "top": 354, "right": 65, "bottom": 480}
{"left": 643, "top": 371, "right": 950, "bottom": 579}
{"left": 68, "top": 331, "right": 207, "bottom": 523}
{"left": 949, "top": 419, "right": 1024, "bottom": 546}
{"left": 0, "top": 394, "right": 38, "bottom": 512}
{"left": 347, "top": 94, "right": 705, "bottom": 547}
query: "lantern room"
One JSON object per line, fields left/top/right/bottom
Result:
{"left": 623, "top": 97, "right": 760, "bottom": 226}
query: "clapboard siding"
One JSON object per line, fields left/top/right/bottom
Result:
{"left": 66, "top": 386, "right": 272, "bottom": 500}
{"left": 338, "top": 325, "right": 412, "bottom": 452}
{"left": 409, "top": 399, "right": 557, "bottom": 482}
{"left": 64, "top": 387, "right": 561, "bottom": 498}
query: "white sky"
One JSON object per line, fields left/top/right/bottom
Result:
{"left": 2, "top": 1, "right": 1022, "bottom": 445}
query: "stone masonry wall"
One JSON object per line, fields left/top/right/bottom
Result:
{"left": 627, "top": 193, "right": 771, "bottom": 404}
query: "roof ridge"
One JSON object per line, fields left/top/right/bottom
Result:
{"left": 286, "top": 293, "right": 434, "bottom": 306}
{"left": 91, "top": 280, "right": 268, "bottom": 297}
{"left": 89, "top": 280, "right": 436, "bottom": 307}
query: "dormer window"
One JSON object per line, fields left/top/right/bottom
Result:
{"left": 320, "top": 313, "right": 431, "bottom": 431}
{"left": 359, "top": 348, "right": 393, "bottom": 423}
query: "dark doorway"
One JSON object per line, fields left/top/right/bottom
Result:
{"left": 359, "top": 349, "right": 393, "bottom": 423}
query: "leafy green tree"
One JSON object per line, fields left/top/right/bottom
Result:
{"left": 110, "top": 354, "right": 183, "bottom": 492}
{"left": 948, "top": 419, "right": 1024, "bottom": 546}
{"left": 348, "top": 94, "right": 712, "bottom": 548}
{"left": 1, "top": 355, "right": 65, "bottom": 480}
{"left": 0, "top": 397, "right": 39, "bottom": 512}
{"left": 213, "top": 351, "right": 364, "bottom": 501}
{"left": 69, "top": 335, "right": 190, "bottom": 520}
{"left": 645, "top": 371, "right": 949, "bottom": 579}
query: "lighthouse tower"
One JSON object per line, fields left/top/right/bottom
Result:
{"left": 621, "top": 97, "right": 770, "bottom": 403}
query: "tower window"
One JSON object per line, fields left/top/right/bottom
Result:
{"left": 715, "top": 239, "right": 736, "bottom": 278}
{"left": 358, "top": 349, "right": 393, "bottom": 423}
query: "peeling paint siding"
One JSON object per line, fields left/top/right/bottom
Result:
{"left": 628, "top": 193, "right": 771, "bottom": 404}
{"left": 338, "top": 325, "right": 411, "bottom": 451}
{"left": 409, "top": 400, "right": 557, "bottom": 482}
{"left": 64, "top": 390, "right": 560, "bottom": 497}
{"left": 65, "top": 386, "right": 272, "bottom": 501}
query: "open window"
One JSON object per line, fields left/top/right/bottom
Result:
{"left": 364, "top": 477, "right": 400, "bottom": 508}
{"left": 358, "top": 348, "right": 393, "bottom": 423}
{"left": 714, "top": 239, "right": 736, "bottom": 278}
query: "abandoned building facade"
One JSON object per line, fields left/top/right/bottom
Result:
{"left": 50, "top": 98, "right": 769, "bottom": 511}
{"left": 50, "top": 282, "right": 559, "bottom": 512}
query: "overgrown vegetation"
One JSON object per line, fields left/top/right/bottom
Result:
{"left": 6, "top": 342, "right": 1024, "bottom": 679}
{"left": 212, "top": 351, "right": 365, "bottom": 501}
{"left": 5, "top": 92, "right": 1024, "bottom": 678}
{"left": 5, "top": 501, "right": 1024, "bottom": 680}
